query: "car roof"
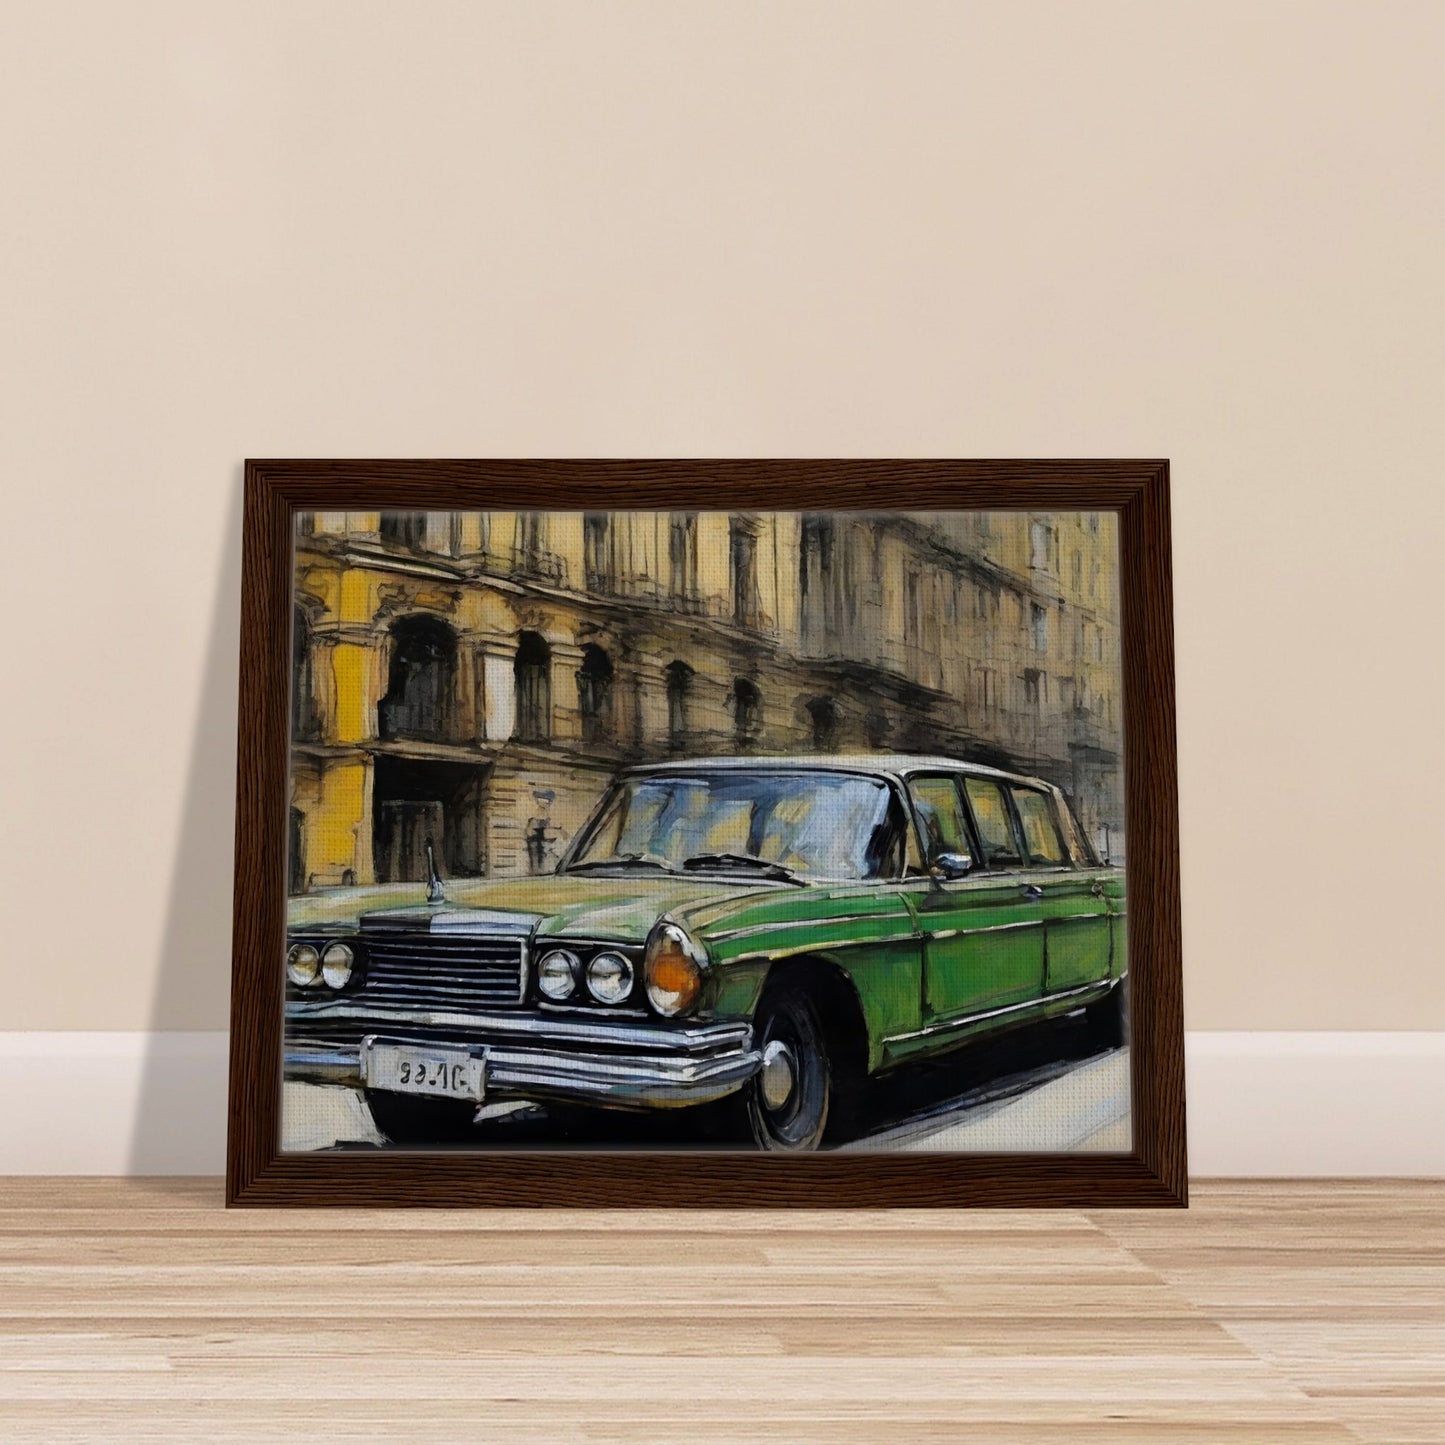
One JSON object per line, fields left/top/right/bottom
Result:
{"left": 622, "top": 753, "right": 1056, "bottom": 791}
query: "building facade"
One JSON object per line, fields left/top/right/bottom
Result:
{"left": 289, "top": 509, "right": 1124, "bottom": 892}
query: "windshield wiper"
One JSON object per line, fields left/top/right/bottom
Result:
{"left": 681, "top": 852, "right": 806, "bottom": 885}
{"left": 566, "top": 853, "right": 683, "bottom": 875}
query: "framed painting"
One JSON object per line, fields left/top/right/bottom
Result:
{"left": 228, "top": 460, "right": 1184, "bottom": 1206}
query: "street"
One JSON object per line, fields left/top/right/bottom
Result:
{"left": 282, "top": 1014, "right": 1130, "bottom": 1154}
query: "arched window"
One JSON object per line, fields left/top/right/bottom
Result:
{"left": 665, "top": 661, "right": 694, "bottom": 751}
{"left": 292, "top": 605, "right": 318, "bottom": 740}
{"left": 808, "top": 696, "right": 841, "bottom": 752}
{"left": 577, "top": 644, "right": 613, "bottom": 744}
{"left": 514, "top": 631, "right": 552, "bottom": 743}
{"left": 732, "top": 678, "right": 761, "bottom": 746}
{"left": 378, "top": 616, "right": 457, "bottom": 741}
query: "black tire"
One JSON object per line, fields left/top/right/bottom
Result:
{"left": 740, "top": 983, "right": 833, "bottom": 1152}
{"left": 1085, "top": 979, "right": 1128, "bottom": 1051}
{"left": 365, "top": 1090, "right": 481, "bottom": 1146}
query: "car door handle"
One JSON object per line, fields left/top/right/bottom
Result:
{"left": 1021, "top": 885, "right": 1044, "bottom": 900}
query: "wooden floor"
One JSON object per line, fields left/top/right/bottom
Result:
{"left": 0, "top": 1181, "right": 1440, "bottom": 1442}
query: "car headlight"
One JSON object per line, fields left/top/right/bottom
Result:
{"left": 537, "top": 949, "right": 580, "bottom": 1001}
{"left": 320, "top": 942, "right": 355, "bottom": 990}
{"left": 586, "top": 950, "right": 635, "bottom": 1005}
{"left": 644, "top": 922, "right": 705, "bottom": 1017}
{"left": 286, "top": 943, "right": 320, "bottom": 988}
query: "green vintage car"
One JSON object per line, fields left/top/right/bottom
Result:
{"left": 284, "top": 755, "right": 1126, "bottom": 1150}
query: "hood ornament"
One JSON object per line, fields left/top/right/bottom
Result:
{"left": 424, "top": 838, "right": 446, "bottom": 905}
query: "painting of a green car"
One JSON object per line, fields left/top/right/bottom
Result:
{"left": 284, "top": 754, "right": 1125, "bottom": 1151}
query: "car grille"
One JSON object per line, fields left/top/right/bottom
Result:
{"left": 358, "top": 933, "right": 526, "bottom": 1010}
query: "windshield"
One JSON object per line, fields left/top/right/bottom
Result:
{"left": 566, "top": 771, "right": 900, "bottom": 881}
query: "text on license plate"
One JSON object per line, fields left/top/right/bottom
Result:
{"left": 363, "top": 1041, "right": 486, "bottom": 1101}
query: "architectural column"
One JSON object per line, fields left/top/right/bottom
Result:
{"left": 306, "top": 755, "right": 374, "bottom": 888}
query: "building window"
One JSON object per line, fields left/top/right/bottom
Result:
{"left": 288, "top": 808, "right": 306, "bottom": 896}
{"left": 978, "top": 667, "right": 996, "bottom": 712}
{"left": 730, "top": 516, "right": 760, "bottom": 628}
{"left": 808, "top": 697, "right": 840, "bottom": 752}
{"left": 292, "top": 606, "right": 318, "bottom": 741}
{"left": 1030, "top": 519, "right": 1053, "bottom": 572}
{"left": 665, "top": 661, "right": 693, "bottom": 750}
{"left": 669, "top": 512, "right": 698, "bottom": 603}
{"left": 516, "top": 512, "right": 546, "bottom": 570}
{"left": 800, "top": 514, "right": 834, "bottom": 590}
{"left": 380, "top": 512, "right": 426, "bottom": 550}
{"left": 732, "top": 677, "right": 762, "bottom": 746}
{"left": 1031, "top": 601, "right": 1049, "bottom": 653}
{"left": 514, "top": 631, "right": 552, "bottom": 743}
{"left": 905, "top": 569, "right": 923, "bottom": 643}
{"left": 799, "top": 514, "right": 836, "bottom": 637}
{"left": 865, "top": 710, "right": 892, "bottom": 748}
{"left": 1023, "top": 667, "right": 1046, "bottom": 708}
{"left": 583, "top": 513, "right": 612, "bottom": 592}
{"left": 576, "top": 643, "right": 613, "bottom": 744}
{"left": 378, "top": 615, "right": 457, "bottom": 741}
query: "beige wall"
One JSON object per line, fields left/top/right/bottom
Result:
{"left": 3, "top": 2, "right": 1442, "bottom": 1032}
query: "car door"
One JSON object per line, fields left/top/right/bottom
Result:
{"left": 1006, "top": 783, "right": 1113, "bottom": 994}
{"left": 904, "top": 772, "right": 1046, "bottom": 1023}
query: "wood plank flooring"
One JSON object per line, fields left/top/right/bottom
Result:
{"left": 0, "top": 1180, "right": 1438, "bottom": 1442}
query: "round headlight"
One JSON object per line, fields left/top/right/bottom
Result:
{"left": 286, "top": 943, "right": 320, "bottom": 987}
{"left": 321, "top": 942, "right": 355, "bottom": 989}
{"left": 586, "top": 950, "right": 635, "bottom": 1005}
{"left": 537, "top": 949, "right": 580, "bottom": 1001}
{"left": 644, "top": 923, "right": 705, "bottom": 1017}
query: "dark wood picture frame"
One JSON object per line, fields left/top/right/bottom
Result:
{"left": 228, "top": 460, "right": 1184, "bottom": 1207}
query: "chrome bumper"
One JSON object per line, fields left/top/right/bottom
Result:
{"left": 284, "top": 1006, "right": 760, "bottom": 1109}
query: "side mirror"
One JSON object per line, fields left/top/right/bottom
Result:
{"left": 929, "top": 850, "right": 974, "bottom": 882}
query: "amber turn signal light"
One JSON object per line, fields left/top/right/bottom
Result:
{"left": 644, "top": 922, "right": 705, "bottom": 1016}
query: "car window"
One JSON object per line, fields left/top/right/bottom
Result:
{"left": 909, "top": 775, "right": 971, "bottom": 862}
{"left": 1010, "top": 786, "right": 1068, "bottom": 866}
{"left": 570, "top": 770, "right": 899, "bottom": 880}
{"left": 962, "top": 777, "right": 1023, "bottom": 868}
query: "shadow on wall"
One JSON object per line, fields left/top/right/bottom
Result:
{"left": 130, "top": 465, "right": 243, "bottom": 1175}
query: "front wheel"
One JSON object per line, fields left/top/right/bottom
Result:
{"left": 365, "top": 1090, "right": 481, "bottom": 1146}
{"left": 740, "top": 983, "right": 833, "bottom": 1151}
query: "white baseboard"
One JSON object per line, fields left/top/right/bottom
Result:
{"left": 2, "top": 1030, "right": 1442, "bottom": 1177}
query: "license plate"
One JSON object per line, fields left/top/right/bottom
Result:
{"left": 361, "top": 1039, "right": 486, "bottom": 1102}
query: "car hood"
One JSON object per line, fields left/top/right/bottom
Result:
{"left": 286, "top": 872, "right": 789, "bottom": 945}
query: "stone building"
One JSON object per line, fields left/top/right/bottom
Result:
{"left": 288, "top": 509, "right": 1123, "bottom": 892}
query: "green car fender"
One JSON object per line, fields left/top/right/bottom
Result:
{"left": 682, "top": 888, "right": 925, "bottom": 1075}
